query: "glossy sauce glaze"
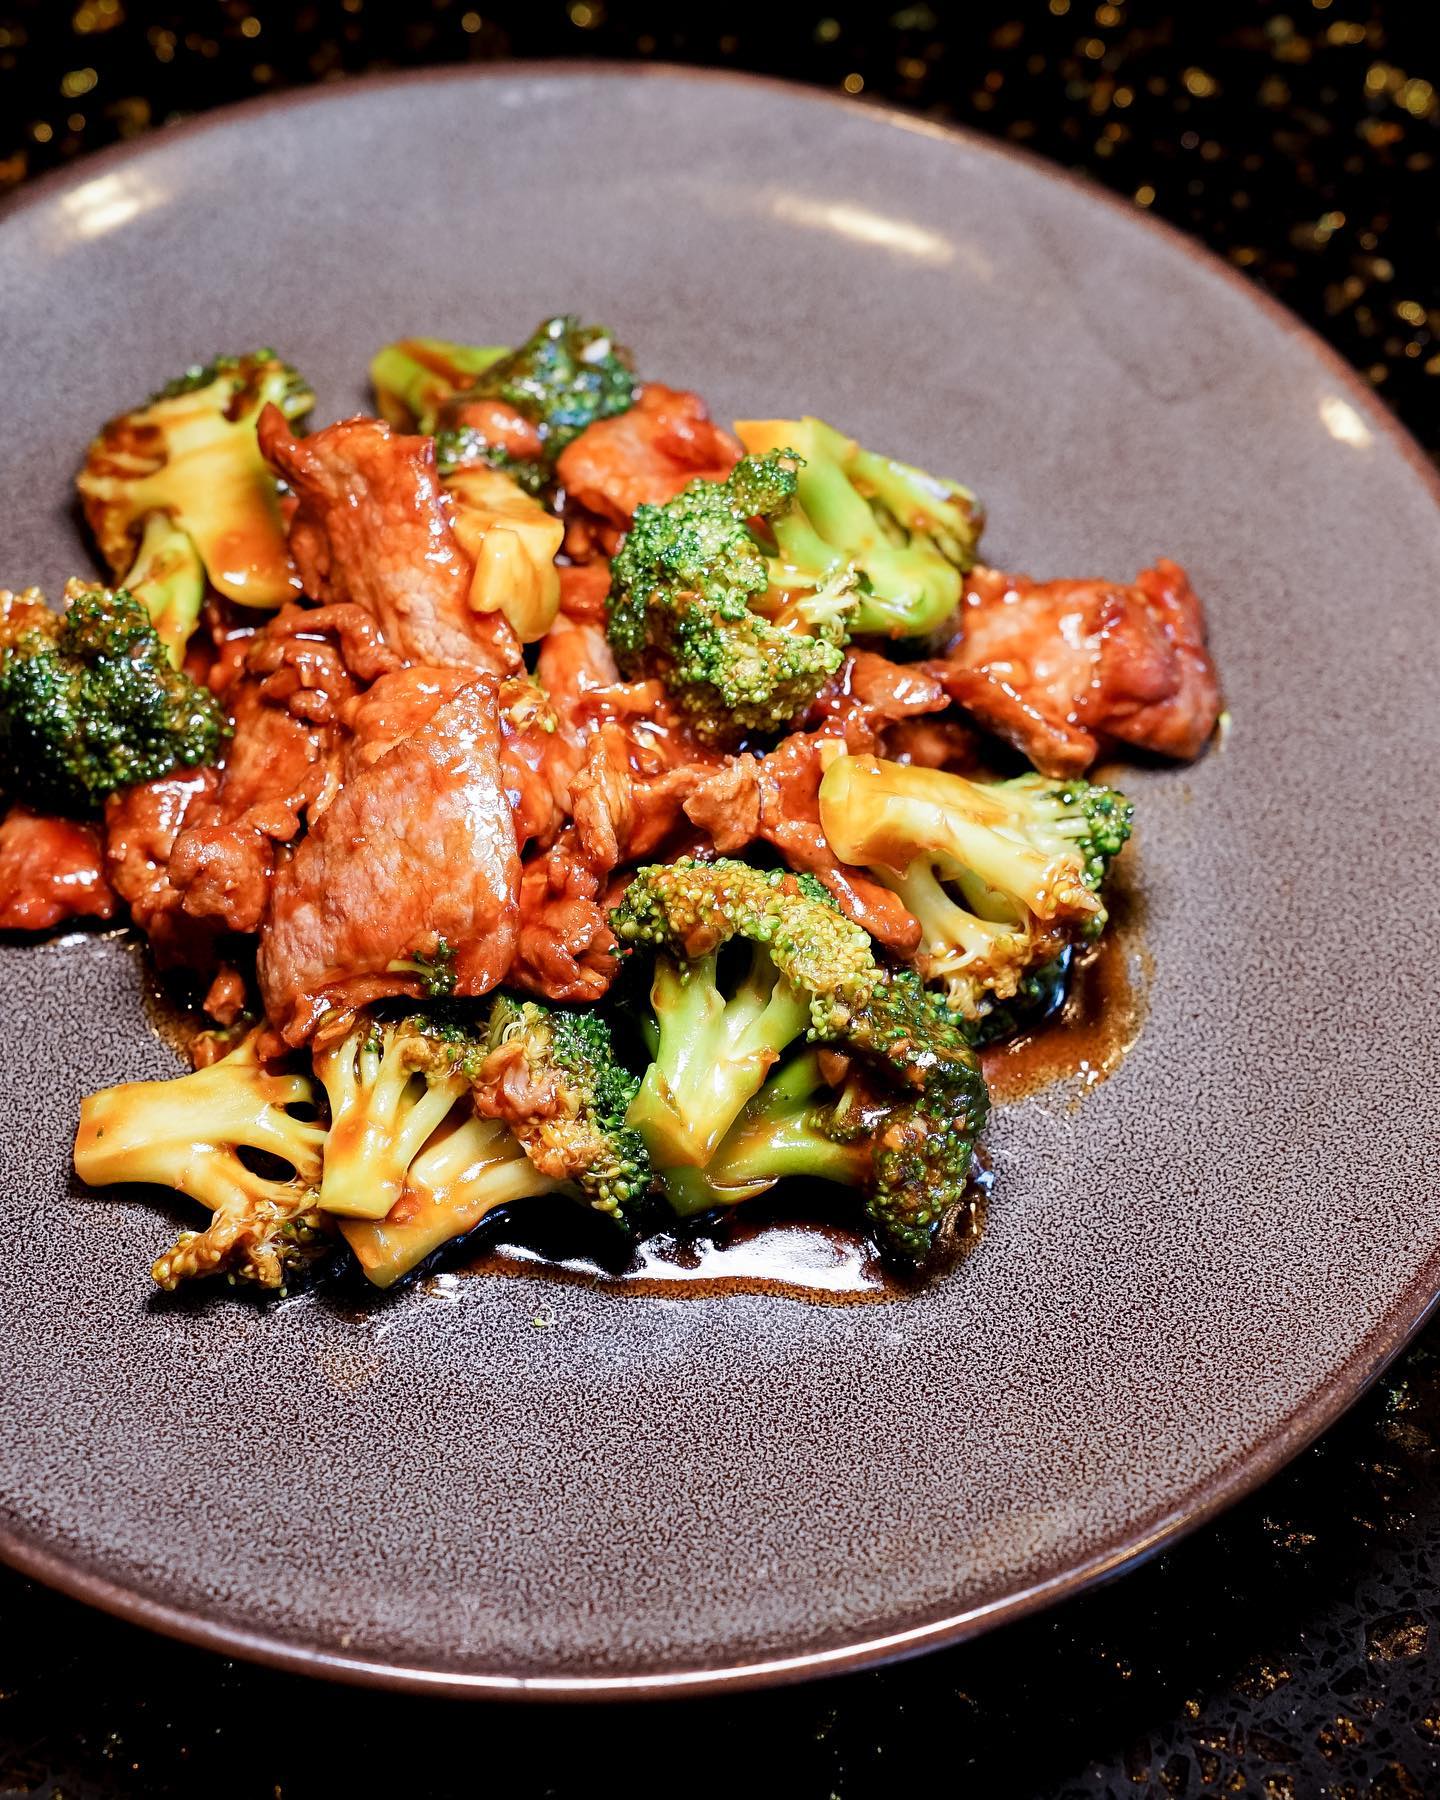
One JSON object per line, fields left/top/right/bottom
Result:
{"left": 981, "top": 923, "right": 1149, "bottom": 1107}
{"left": 460, "top": 1175, "right": 992, "bottom": 1308}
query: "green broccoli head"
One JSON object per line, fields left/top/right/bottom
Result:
{"left": 151, "top": 349, "right": 313, "bottom": 410}
{"left": 77, "top": 349, "right": 314, "bottom": 610}
{"left": 374, "top": 316, "right": 635, "bottom": 491}
{"left": 450, "top": 313, "right": 635, "bottom": 458}
{"left": 73, "top": 1031, "right": 332, "bottom": 1293}
{"left": 476, "top": 996, "right": 651, "bottom": 1222}
{"left": 818, "top": 752, "right": 1133, "bottom": 1020}
{"left": 611, "top": 858, "right": 988, "bottom": 1266}
{"left": 0, "top": 584, "right": 231, "bottom": 815}
{"left": 736, "top": 416, "right": 983, "bottom": 639}
{"left": 607, "top": 452, "right": 852, "bottom": 742}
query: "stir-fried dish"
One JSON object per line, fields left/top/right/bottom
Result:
{"left": 0, "top": 318, "right": 1223, "bottom": 1296}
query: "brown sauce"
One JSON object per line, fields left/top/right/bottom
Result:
{"left": 981, "top": 923, "right": 1150, "bottom": 1107}
{"left": 457, "top": 1175, "right": 992, "bottom": 1307}
{"left": 127, "top": 878, "right": 1147, "bottom": 1308}
{"left": 139, "top": 955, "right": 209, "bottom": 1063}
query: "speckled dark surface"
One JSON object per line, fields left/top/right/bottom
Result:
{"left": 1, "top": 10, "right": 1439, "bottom": 1796}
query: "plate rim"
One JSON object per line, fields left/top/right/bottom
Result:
{"left": 3, "top": 58, "right": 1438, "bottom": 1703}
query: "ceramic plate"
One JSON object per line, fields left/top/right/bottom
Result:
{"left": 2, "top": 65, "right": 1437, "bottom": 1698}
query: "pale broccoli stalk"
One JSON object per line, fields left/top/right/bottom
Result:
{"left": 444, "top": 465, "right": 564, "bottom": 642}
{"left": 73, "top": 1031, "right": 331, "bottom": 1292}
{"left": 338, "top": 1114, "right": 564, "bottom": 1290}
{"left": 77, "top": 350, "right": 315, "bottom": 613}
{"left": 370, "top": 338, "right": 509, "bottom": 432}
{"left": 311, "top": 1016, "right": 473, "bottom": 1221}
{"left": 122, "top": 513, "right": 206, "bottom": 668}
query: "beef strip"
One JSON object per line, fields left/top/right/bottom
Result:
{"left": 258, "top": 675, "right": 520, "bottom": 1044}
{"left": 931, "top": 559, "right": 1221, "bottom": 776}
{"left": 257, "top": 405, "right": 522, "bottom": 675}
{"left": 555, "top": 384, "right": 740, "bottom": 528}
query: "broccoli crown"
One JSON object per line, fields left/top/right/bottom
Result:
{"left": 152, "top": 348, "right": 312, "bottom": 413}
{"left": 961, "top": 952, "right": 1071, "bottom": 1048}
{"left": 0, "top": 584, "right": 231, "bottom": 815}
{"left": 1020, "top": 774, "right": 1135, "bottom": 898}
{"left": 450, "top": 314, "right": 636, "bottom": 459}
{"left": 434, "top": 424, "right": 548, "bottom": 494}
{"left": 735, "top": 417, "right": 984, "bottom": 639}
{"left": 72, "top": 1031, "right": 331, "bottom": 1292}
{"left": 607, "top": 453, "right": 851, "bottom": 742}
{"left": 611, "top": 859, "right": 877, "bottom": 1038}
{"left": 612, "top": 858, "right": 988, "bottom": 1263}
{"left": 817, "top": 753, "right": 1132, "bottom": 1018}
{"left": 476, "top": 995, "right": 651, "bottom": 1219}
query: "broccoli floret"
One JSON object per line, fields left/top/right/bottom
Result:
{"left": 0, "top": 584, "right": 231, "bottom": 815}
{"left": 962, "top": 953, "right": 1071, "bottom": 1047}
{"left": 384, "top": 937, "right": 458, "bottom": 998}
{"left": 369, "top": 337, "right": 509, "bottom": 432}
{"left": 662, "top": 1039, "right": 986, "bottom": 1268}
{"left": 311, "top": 1015, "right": 475, "bottom": 1221}
{"left": 818, "top": 752, "right": 1133, "bottom": 1019}
{"left": 443, "top": 313, "right": 635, "bottom": 460}
{"left": 443, "top": 465, "right": 564, "bottom": 642}
{"left": 338, "top": 1112, "right": 565, "bottom": 1290}
{"left": 73, "top": 1031, "right": 332, "bottom": 1293}
{"left": 372, "top": 317, "right": 635, "bottom": 490}
{"left": 607, "top": 452, "right": 853, "bottom": 742}
{"left": 735, "top": 417, "right": 983, "bottom": 639}
{"left": 475, "top": 997, "right": 652, "bottom": 1222}
{"left": 611, "top": 858, "right": 988, "bottom": 1267}
{"left": 316, "top": 996, "right": 648, "bottom": 1286}
{"left": 77, "top": 349, "right": 315, "bottom": 611}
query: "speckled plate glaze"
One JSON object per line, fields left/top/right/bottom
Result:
{"left": 1, "top": 66, "right": 1438, "bottom": 1700}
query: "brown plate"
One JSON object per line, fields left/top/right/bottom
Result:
{"left": 2, "top": 65, "right": 1438, "bottom": 1699}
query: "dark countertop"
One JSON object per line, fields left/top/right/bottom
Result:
{"left": 1, "top": 5, "right": 1437, "bottom": 1796}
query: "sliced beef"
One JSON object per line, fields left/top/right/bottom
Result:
{"left": 258, "top": 406, "right": 522, "bottom": 674}
{"left": 555, "top": 384, "right": 740, "bottom": 528}
{"left": 931, "top": 559, "right": 1221, "bottom": 776}
{"left": 258, "top": 676, "right": 520, "bottom": 1044}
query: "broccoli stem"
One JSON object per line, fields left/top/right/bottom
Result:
{"left": 314, "top": 1029, "right": 470, "bottom": 1221}
{"left": 661, "top": 1052, "right": 869, "bottom": 1216}
{"left": 339, "top": 1115, "right": 561, "bottom": 1288}
{"left": 369, "top": 338, "right": 509, "bottom": 432}
{"left": 625, "top": 947, "right": 813, "bottom": 1168}
{"left": 124, "top": 513, "right": 206, "bottom": 668}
